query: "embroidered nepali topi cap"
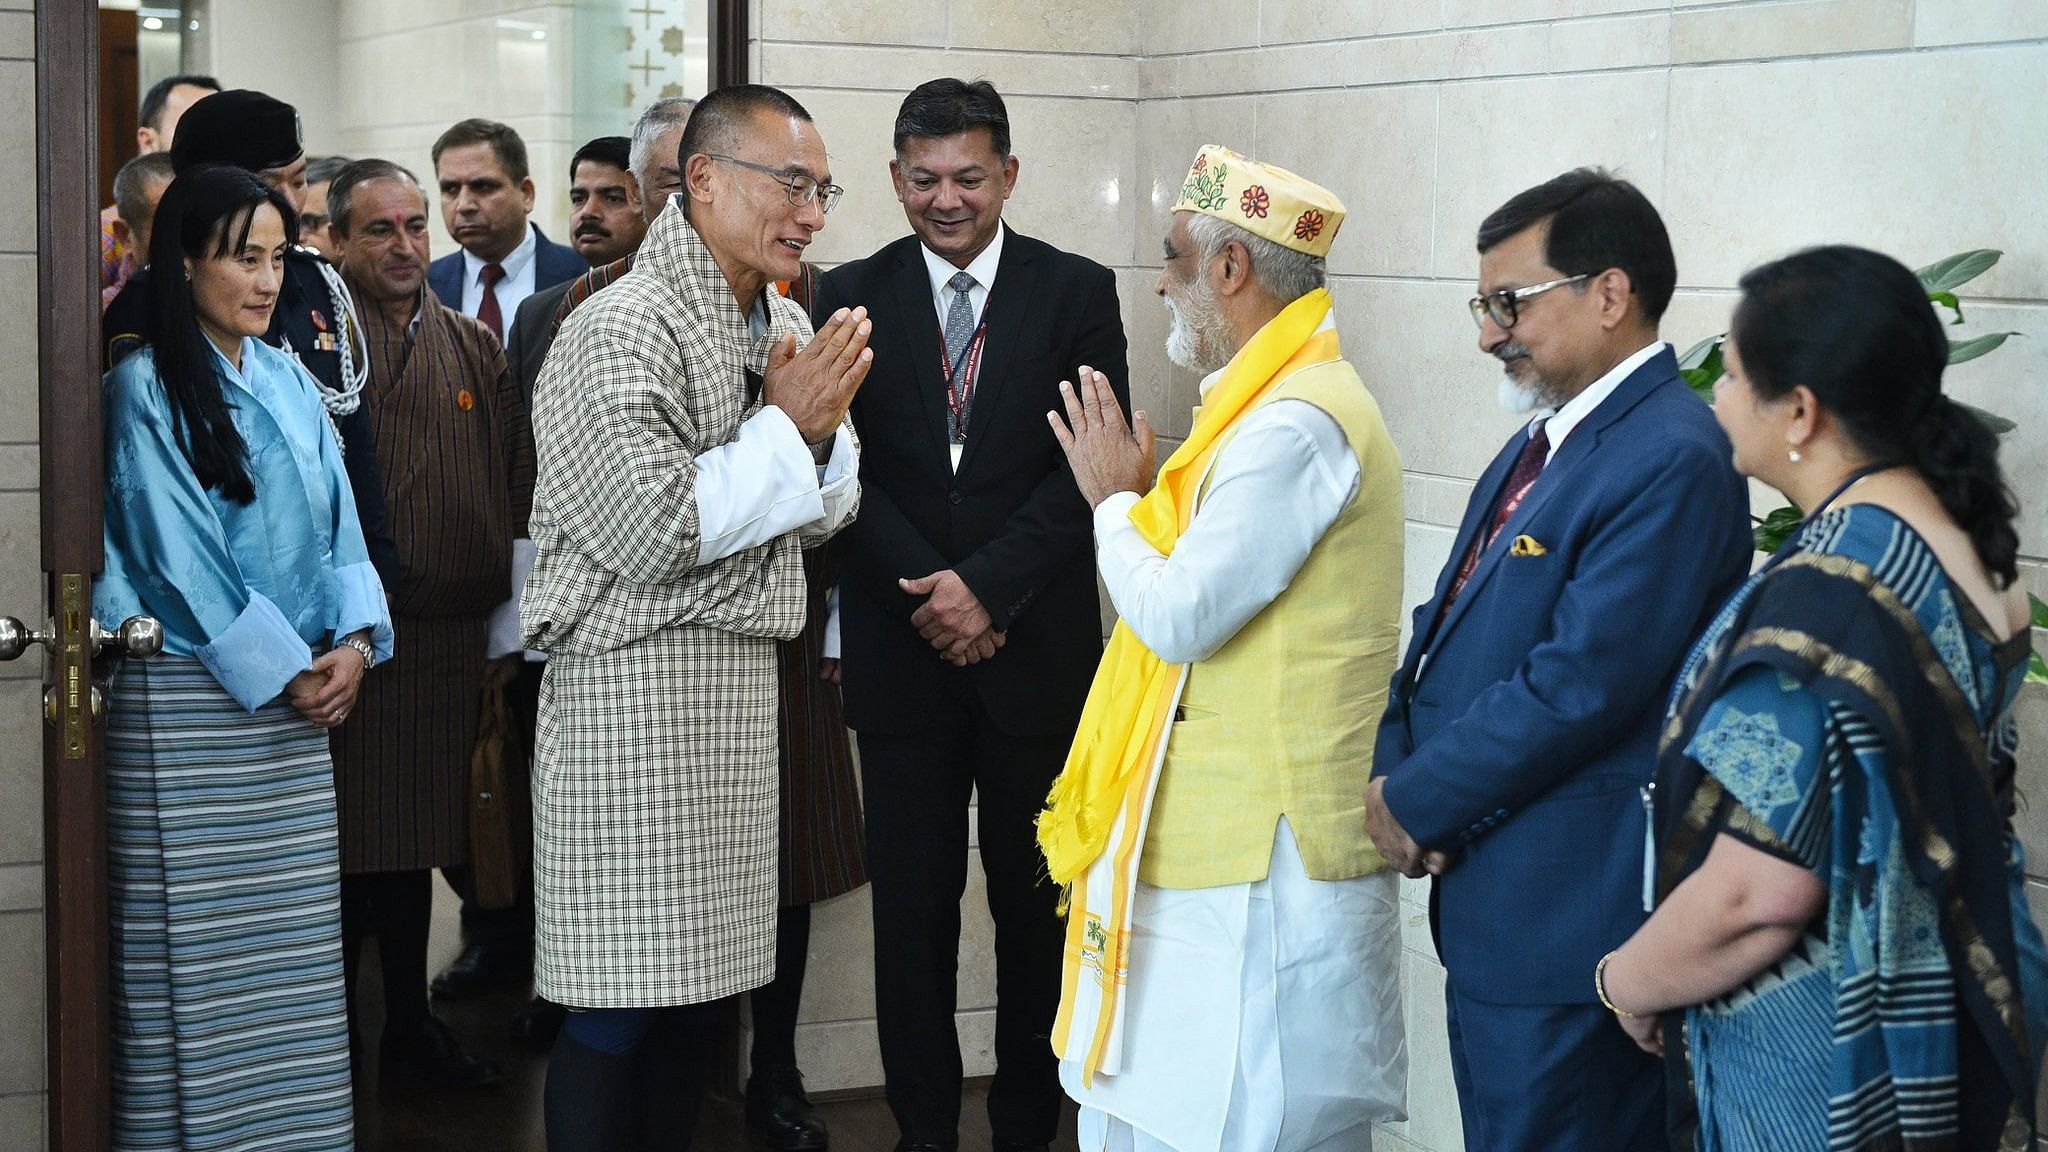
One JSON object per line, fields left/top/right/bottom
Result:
{"left": 170, "top": 90, "right": 305, "bottom": 175}
{"left": 1172, "top": 144, "right": 1344, "bottom": 259}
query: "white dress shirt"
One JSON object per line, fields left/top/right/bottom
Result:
{"left": 1090, "top": 321, "right": 1362, "bottom": 665}
{"left": 921, "top": 222, "right": 1006, "bottom": 472}
{"left": 461, "top": 222, "right": 541, "bottom": 344}
{"left": 1528, "top": 339, "right": 1666, "bottom": 462}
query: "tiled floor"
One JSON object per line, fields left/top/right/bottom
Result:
{"left": 350, "top": 886, "right": 1081, "bottom": 1151}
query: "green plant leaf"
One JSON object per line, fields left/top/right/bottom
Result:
{"left": 2031, "top": 593, "right": 2047, "bottom": 631}
{"left": 1927, "top": 290, "right": 1964, "bottom": 324}
{"left": 1678, "top": 334, "right": 1724, "bottom": 370}
{"left": 1753, "top": 504, "right": 1804, "bottom": 554}
{"left": 1948, "top": 331, "right": 2019, "bottom": 365}
{"left": 1682, "top": 368, "right": 1718, "bottom": 403}
{"left": 1961, "top": 402, "right": 2018, "bottom": 435}
{"left": 2029, "top": 648, "right": 2047, "bottom": 686}
{"left": 1917, "top": 249, "right": 2001, "bottom": 295}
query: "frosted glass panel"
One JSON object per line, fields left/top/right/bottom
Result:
{"left": 573, "top": 0, "right": 712, "bottom": 142}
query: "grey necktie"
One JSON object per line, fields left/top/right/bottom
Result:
{"left": 943, "top": 270, "right": 978, "bottom": 442}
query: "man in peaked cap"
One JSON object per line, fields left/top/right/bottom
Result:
{"left": 1041, "top": 144, "right": 1407, "bottom": 1151}
{"left": 102, "top": 88, "right": 398, "bottom": 586}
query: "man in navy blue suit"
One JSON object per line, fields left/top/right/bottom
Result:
{"left": 426, "top": 118, "right": 585, "bottom": 349}
{"left": 1366, "top": 169, "right": 1752, "bottom": 1151}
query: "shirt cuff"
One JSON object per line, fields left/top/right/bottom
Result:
{"left": 692, "top": 405, "right": 829, "bottom": 566}
{"left": 332, "top": 560, "right": 396, "bottom": 663}
{"left": 196, "top": 591, "right": 315, "bottom": 712}
{"left": 822, "top": 583, "right": 841, "bottom": 659}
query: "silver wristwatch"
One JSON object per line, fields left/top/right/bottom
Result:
{"left": 338, "top": 636, "right": 376, "bottom": 668}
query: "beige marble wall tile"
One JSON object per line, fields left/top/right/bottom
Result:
{"left": 0, "top": 257, "right": 36, "bottom": 444}
{"left": 1401, "top": 521, "right": 1458, "bottom": 652}
{"left": 1001, "top": 98, "right": 1141, "bottom": 270}
{"left": 0, "top": 11, "right": 30, "bottom": 60}
{"left": 955, "top": 854, "right": 1000, "bottom": 1012}
{"left": 0, "top": 1093, "right": 41, "bottom": 1151}
{"left": 1913, "top": 0, "right": 2048, "bottom": 47}
{"left": 0, "top": 682, "right": 42, "bottom": 866}
{"left": 0, "top": 863, "right": 38, "bottom": 914}
{"left": 0, "top": 912, "right": 42, "bottom": 1095}
{"left": 1255, "top": 86, "right": 1437, "bottom": 278}
{"left": 1663, "top": 44, "right": 2048, "bottom": 300}
{"left": 1432, "top": 70, "right": 1669, "bottom": 281}
{"left": 759, "top": 44, "right": 1140, "bottom": 100}
{"left": 759, "top": 0, "right": 946, "bottom": 46}
{"left": 1547, "top": 11, "right": 1671, "bottom": 72}
{"left": 1345, "top": 32, "right": 1460, "bottom": 86}
{"left": 1446, "top": 22, "right": 1551, "bottom": 79}
{"left": 1444, "top": 0, "right": 1665, "bottom": 26}
{"left": 1140, "top": 0, "right": 1257, "bottom": 56}
{"left": 0, "top": 494, "right": 37, "bottom": 683}
{"left": 1117, "top": 269, "right": 1177, "bottom": 435}
{"left": 0, "top": 63, "right": 31, "bottom": 255}
{"left": 1135, "top": 95, "right": 1259, "bottom": 252}
{"left": 2016, "top": 690, "right": 2048, "bottom": 874}
{"left": 796, "top": 888, "right": 875, "bottom": 1024}
{"left": 1331, "top": 277, "right": 1530, "bottom": 481}
{"left": 1138, "top": 55, "right": 1182, "bottom": 100}
{"left": 1373, "top": 950, "right": 1465, "bottom": 1152}
{"left": 951, "top": 0, "right": 1139, "bottom": 56}
{"left": 1264, "top": 0, "right": 1441, "bottom": 46}
{"left": 1671, "top": 0, "right": 1910, "bottom": 65}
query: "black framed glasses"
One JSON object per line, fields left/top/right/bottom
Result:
{"left": 707, "top": 154, "right": 843, "bottom": 214}
{"left": 1467, "top": 273, "right": 1591, "bottom": 330}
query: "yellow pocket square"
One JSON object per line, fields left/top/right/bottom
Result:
{"left": 1509, "top": 534, "right": 1547, "bottom": 557}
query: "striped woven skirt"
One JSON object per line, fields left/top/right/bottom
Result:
{"left": 105, "top": 657, "right": 354, "bottom": 1151}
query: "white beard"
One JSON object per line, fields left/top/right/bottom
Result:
{"left": 1497, "top": 374, "right": 1546, "bottom": 415}
{"left": 1164, "top": 291, "right": 1230, "bottom": 374}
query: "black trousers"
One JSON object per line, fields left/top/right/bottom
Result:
{"left": 858, "top": 686, "right": 1069, "bottom": 1149}
{"left": 340, "top": 869, "right": 433, "bottom": 1038}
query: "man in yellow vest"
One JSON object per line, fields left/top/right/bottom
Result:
{"left": 1040, "top": 146, "right": 1407, "bottom": 1151}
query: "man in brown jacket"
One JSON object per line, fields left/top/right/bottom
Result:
{"left": 325, "top": 158, "right": 535, "bottom": 1088}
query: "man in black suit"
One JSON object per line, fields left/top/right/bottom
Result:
{"left": 504, "top": 134, "right": 648, "bottom": 401}
{"left": 811, "top": 78, "right": 1128, "bottom": 1152}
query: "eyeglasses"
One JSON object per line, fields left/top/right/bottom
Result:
{"left": 1467, "top": 273, "right": 1591, "bottom": 330}
{"left": 707, "top": 154, "right": 843, "bottom": 215}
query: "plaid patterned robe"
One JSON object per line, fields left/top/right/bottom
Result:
{"left": 520, "top": 202, "right": 858, "bottom": 1006}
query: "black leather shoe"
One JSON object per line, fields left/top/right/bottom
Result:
{"left": 890, "top": 1144, "right": 952, "bottom": 1152}
{"left": 747, "top": 1065, "right": 828, "bottom": 1151}
{"left": 380, "top": 1015, "right": 502, "bottom": 1088}
{"left": 430, "top": 941, "right": 524, "bottom": 1000}
{"left": 510, "top": 996, "right": 566, "bottom": 1044}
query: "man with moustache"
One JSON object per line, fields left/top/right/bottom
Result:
{"left": 501, "top": 136, "right": 646, "bottom": 401}
{"left": 810, "top": 78, "right": 1127, "bottom": 1152}
{"left": 101, "top": 90, "right": 397, "bottom": 586}
{"left": 324, "top": 157, "right": 535, "bottom": 1088}
{"left": 428, "top": 118, "right": 583, "bottom": 347}
{"left": 520, "top": 84, "right": 865, "bottom": 1151}
{"left": 1365, "top": 169, "right": 1751, "bottom": 1151}
{"left": 1042, "top": 143, "right": 1407, "bottom": 1152}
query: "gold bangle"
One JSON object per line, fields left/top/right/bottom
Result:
{"left": 1595, "top": 950, "right": 1640, "bottom": 1019}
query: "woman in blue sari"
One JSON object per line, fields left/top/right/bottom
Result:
{"left": 1596, "top": 246, "right": 2045, "bottom": 1151}
{"left": 96, "top": 163, "right": 394, "bottom": 1150}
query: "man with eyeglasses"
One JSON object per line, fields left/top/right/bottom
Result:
{"left": 518, "top": 83, "right": 866, "bottom": 1151}
{"left": 1364, "top": 168, "right": 1751, "bottom": 1151}
{"left": 810, "top": 77, "right": 1128, "bottom": 1152}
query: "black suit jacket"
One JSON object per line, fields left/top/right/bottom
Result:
{"left": 813, "top": 229, "right": 1128, "bottom": 738}
{"left": 506, "top": 278, "right": 575, "bottom": 406}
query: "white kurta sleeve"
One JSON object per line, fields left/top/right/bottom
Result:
{"left": 691, "top": 405, "right": 848, "bottom": 566}
{"left": 1093, "top": 399, "right": 1360, "bottom": 665}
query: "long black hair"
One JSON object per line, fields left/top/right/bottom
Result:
{"left": 1732, "top": 244, "right": 2020, "bottom": 586}
{"left": 143, "top": 163, "right": 298, "bottom": 505}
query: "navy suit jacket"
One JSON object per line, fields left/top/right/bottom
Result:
{"left": 1375, "top": 345, "right": 1752, "bottom": 1005}
{"left": 427, "top": 223, "right": 584, "bottom": 316}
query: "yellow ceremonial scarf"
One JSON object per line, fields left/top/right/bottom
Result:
{"left": 1037, "top": 287, "right": 1339, "bottom": 1083}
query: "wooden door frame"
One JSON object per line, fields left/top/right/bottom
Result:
{"left": 37, "top": 1, "right": 111, "bottom": 1149}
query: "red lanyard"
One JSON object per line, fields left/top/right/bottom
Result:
{"left": 939, "top": 321, "right": 988, "bottom": 442}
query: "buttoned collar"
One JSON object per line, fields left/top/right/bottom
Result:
{"left": 463, "top": 221, "right": 538, "bottom": 287}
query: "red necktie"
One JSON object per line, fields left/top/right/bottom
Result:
{"left": 477, "top": 262, "right": 506, "bottom": 341}
{"left": 1443, "top": 422, "right": 1549, "bottom": 610}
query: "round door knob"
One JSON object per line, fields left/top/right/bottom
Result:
{"left": 0, "top": 617, "right": 53, "bottom": 662}
{"left": 117, "top": 616, "right": 164, "bottom": 658}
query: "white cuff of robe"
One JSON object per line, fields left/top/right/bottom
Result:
{"left": 813, "top": 420, "right": 859, "bottom": 530}
{"left": 486, "top": 538, "right": 541, "bottom": 660}
{"left": 822, "top": 583, "right": 841, "bottom": 659}
{"left": 196, "top": 590, "right": 315, "bottom": 712}
{"left": 692, "top": 406, "right": 847, "bottom": 567}
{"left": 332, "top": 559, "right": 397, "bottom": 663}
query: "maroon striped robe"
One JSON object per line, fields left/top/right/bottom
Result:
{"left": 331, "top": 284, "right": 534, "bottom": 873}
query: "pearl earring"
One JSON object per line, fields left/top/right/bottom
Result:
{"left": 1788, "top": 448, "right": 1802, "bottom": 463}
